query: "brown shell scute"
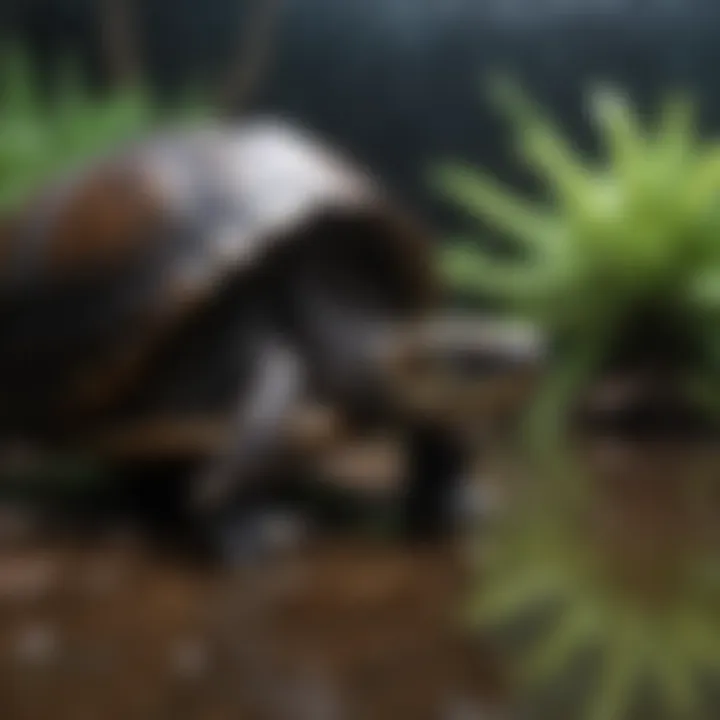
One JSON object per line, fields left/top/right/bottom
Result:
{"left": 43, "top": 163, "right": 168, "bottom": 277}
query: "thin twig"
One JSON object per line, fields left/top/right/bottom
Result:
{"left": 215, "top": 0, "right": 283, "bottom": 116}
{"left": 99, "top": 0, "right": 141, "bottom": 89}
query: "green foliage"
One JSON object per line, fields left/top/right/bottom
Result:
{"left": 0, "top": 43, "right": 215, "bottom": 212}
{"left": 435, "top": 80, "right": 720, "bottom": 327}
{"left": 466, "top": 500, "right": 720, "bottom": 720}
{"left": 432, "top": 79, "right": 720, "bottom": 467}
{"left": 441, "top": 80, "right": 720, "bottom": 720}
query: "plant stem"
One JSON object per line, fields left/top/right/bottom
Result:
{"left": 523, "top": 322, "right": 614, "bottom": 502}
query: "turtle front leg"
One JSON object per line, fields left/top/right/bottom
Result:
{"left": 184, "top": 329, "right": 320, "bottom": 715}
{"left": 400, "top": 419, "right": 469, "bottom": 542}
{"left": 189, "top": 328, "right": 314, "bottom": 564}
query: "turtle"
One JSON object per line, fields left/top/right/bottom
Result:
{"left": 0, "top": 116, "right": 544, "bottom": 550}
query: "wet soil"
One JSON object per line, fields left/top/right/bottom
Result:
{"left": 0, "top": 525, "right": 507, "bottom": 720}
{"left": 0, "top": 433, "right": 715, "bottom": 720}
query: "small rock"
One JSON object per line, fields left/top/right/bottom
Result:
{"left": 287, "top": 662, "right": 342, "bottom": 720}
{"left": 171, "top": 639, "right": 210, "bottom": 681}
{"left": 260, "top": 511, "right": 310, "bottom": 554}
{"left": 454, "top": 479, "right": 506, "bottom": 528}
{"left": 0, "top": 556, "right": 59, "bottom": 602}
{"left": 220, "top": 511, "right": 310, "bottom": 566}
{"left": 14, "top": 623, "right": 59, "bottom": 666}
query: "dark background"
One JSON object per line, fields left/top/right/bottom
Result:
{"left": 4, "top": 0, "right": 720, "bottom": 227}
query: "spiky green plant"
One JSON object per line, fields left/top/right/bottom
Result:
{"left": 432, "top": 79, "right": 720, "bottom": 472}
{"left": 437, "top": 82, "right": 720, "bottom": 720}
{"left": 0, "top": 43, "right": 214, "bottom": 212}
{"left": 463, "top": 460, "right": 720, "bottom": 720}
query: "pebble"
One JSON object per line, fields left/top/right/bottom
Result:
{"left": 261, "top": 511, "right": 310, "bottom": 554}
{"left": 453, "top": 479, "right": 506, "bottom": 528}
{"left": 286, "top": 662, "right": 343, "bottom": 720}
{"left": 14, "top": 623, "right": 59, "bottom": 667}
{"left": 171, "top": 639, "right": 211, "bottom": 681}
{"left": 0, "top": 556, "right": 60, "bottom": 602}
{"left": 220, "top": 510, "right": 310, "bottom": 566}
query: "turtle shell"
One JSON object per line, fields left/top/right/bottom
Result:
{"left": 0, "top": 117, "right": 437, "bottom": 460}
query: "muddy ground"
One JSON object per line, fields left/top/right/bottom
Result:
{"left": 0, "top": 435, "right": 715, "bottom": 720}
{"left": 0, "top": 531, "right": 505, "bottom": 720}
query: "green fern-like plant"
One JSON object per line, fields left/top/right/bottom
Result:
{"left": 432, "top": 79, "right": 720, "bottom": 472}
{"left": 0, "top": 43, "right": 215, "bottom": 212}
